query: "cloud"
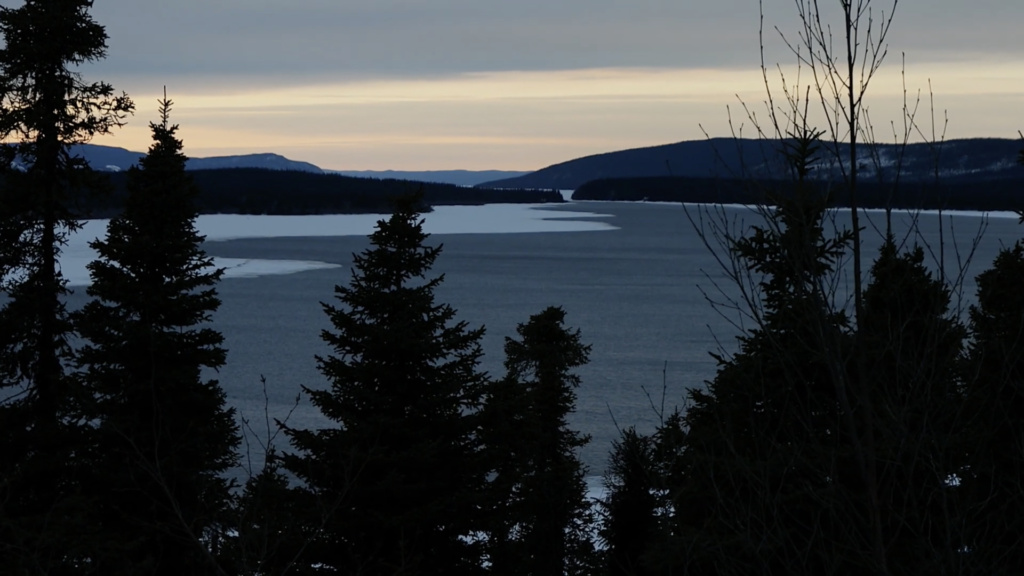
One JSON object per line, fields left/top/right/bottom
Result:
{"left": 90, "top": 0, "right": 776, "bottom": 81}
{"left": 96, "top": 57, "right": 1024, "bottom": 171}
{"left": 91, "top": 0, "right": 1023, "bottom": 83}
{"left": 81, "top": 0, "right": 1024, "bottom": 170}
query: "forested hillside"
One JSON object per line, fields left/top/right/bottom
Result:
{"left": 82, "top": 168, "right": 562, "bottom": 217}
{"left": 480, "top": 137, "right": 1024, "bottom": 196}
{"left": 574, "top": 173, "right": 1024, "bottom": 211}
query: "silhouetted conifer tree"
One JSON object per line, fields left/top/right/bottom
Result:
{"left": 857, "top": 238, "right": 966, "bottom": 574}
{"left": 650, "top": 144, "right": 863, "bottom": 574}
{"left": 600, "top": 426, "right": 660, "bottom": 576}
{"left": 961, "top": 241, "right": 1024, "bottom": 574}
{"left": 0, "top": 0, "right": 132, "bottom": 570}
{"left": 231, "top": 448, "right": 312, "bottom": 576}
{"left": 651, "top": 160, "right": 969, "bottom": 574}
{"left": 74, "top": 94, "right": 237, "bottom": 576}
{"left": 483, "top": 306, "right": 597, "bottom": 576}
{"left": 280, "top": 196, "right": 490, "bottom": 575}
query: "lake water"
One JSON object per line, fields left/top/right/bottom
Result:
{"left": 65, "top": 201, "right": 1024, "bottom": 480}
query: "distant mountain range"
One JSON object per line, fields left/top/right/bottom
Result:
{"left": 71, "top": 145, "right": 525, "bottom": 187}
{"left": 70, "top": 144, "right": 324, "bottom": 174}
{"left": 477, "top": 137, "right": 1024, "bottom": 190}
{"left": 72, "top": 138, "right": 1024, "bottom": 205}
{"left": 6, "top": 144, "right": 559, "bottom": 216}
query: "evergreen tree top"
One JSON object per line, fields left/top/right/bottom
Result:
{"left": 139, "top": 90, "right": 188, "bottom": 174}
{"left": 84, "top": 92, "right": 218, "bottom": 327}
{"left": 353, "top": 194, "right": 439, "bottom": 290}
{"left": 0, "top": 0, "right": 108, "bottom": 67}
{"left": 0, "top": 0, "right": 132, "bottom": 153}
{"left": 504, "top": 306, "right": 590, "bottom": 389}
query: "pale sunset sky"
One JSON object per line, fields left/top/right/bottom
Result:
{"left": 83, "top": 0, "right": 1023, "bottom": 171}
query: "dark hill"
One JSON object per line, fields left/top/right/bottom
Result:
{"left": 574, "top": 173, "right": 1024, "bottom": 212}
{"left": 67, "top": 144, "right": 325, "bottom": 173}
{"left": 188, "top": 153, "right": 323, "bottom": 173}
{"left": 477, "top": 138, "right": 780, "bottom": 190}
{"left": 478, "top": 138, "right": 1023, "bottom": 191}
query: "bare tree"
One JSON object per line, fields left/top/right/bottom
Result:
{"left": 661, "top": 2, "right": 989, "bottom": 575}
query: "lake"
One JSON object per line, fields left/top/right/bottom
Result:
{"left": 66, "top": 201, "right": 1024, "bottom": 481}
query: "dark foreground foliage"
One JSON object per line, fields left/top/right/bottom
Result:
{"left": 75, "top": 96, "right": 239, "bottom": 575}
{"left": 0, "top": 0, "right": 133, "bottom": 571}
{"left": 277, "top": 195, "right": 492, "bottom": 575}
{"left": 593, "top": 146, "right": 1024, "bottom": 576}
{"left": 5, "top": 0, "right": 1024, "bottom": 574}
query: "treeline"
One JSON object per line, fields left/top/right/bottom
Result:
{"left": 573, "top": 173, "right": 1024, "bottom": 211}
{"left": 1, "top": 89, "right": 604, "bottom": 573}
{"left": 7, "top": 1, "right": 1024, "bottom": 576}
{"left": 72, "top": 168, "right": 561, "bottom": 217}
{"left": 595, "top": 179, "right": 1024, "bottom": 575}
{"left": 0, "top": 4, "right": 599, "bottom": 574}
{"left": 10, "top": 97, "right": 1024, "bottom": 574}
{"left": 241, "top": 198, "right": 601, "bottom": 576}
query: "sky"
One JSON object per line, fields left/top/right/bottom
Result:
{"left": 68, "top": 0, "right": 1024, "bottom": 170}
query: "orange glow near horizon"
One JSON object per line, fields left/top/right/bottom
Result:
{"left": 95, "top": 61, "right": 1024, "bottom": 171}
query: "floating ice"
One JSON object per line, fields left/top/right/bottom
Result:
{"left": 59, "top": 203, "right": 617, "bottom": 286}
{"left": 197, "top": 203, "right": 616, "bottom": 242}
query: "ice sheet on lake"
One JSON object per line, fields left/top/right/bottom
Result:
{"left": 60, "top": 204, "right": 616, "bottom": 286}
{"left": 214, "top": 258, "right": 342, "bottom": 279}
{"left": 198, "top": 203, "right": 616, "bottom": 241}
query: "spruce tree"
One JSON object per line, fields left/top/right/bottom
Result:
{"left": 652, "top": 195, "right": 968, "bottom": 574}
{"left": 231, "top": 450, "right": 311, "bottom": 576}
{"left": 280, "top": 196, "right": 490, "bottom": 575}
{"left": 482, "top": 306, "right": 597, "bottom": 576}
{"left": 653, "top": 176, "right": 860, "bottom": 575}
{"left": 74, "top": 94, "right": 238, "bottom": 576}
{"left": 600, "top": 427, "right": 660, "bottom": 576}
{"left": 961, "top": 241, "right": 1024, "bottom": 574}
{"left": 0, "top": 1, "right": 132, "bottom": 570}
{"left": 857, "top": 238, "right": 966, "bottom": 575}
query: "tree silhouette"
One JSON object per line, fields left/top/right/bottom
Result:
{"left": 75, "top": 94, "right": 237, "bottom": 576}
{"left": 482, "top": 306, "right": 597, "bottom": 576}
{"left": 961, "top": 241, "right": 1024, "bottom": 574}
{"left": 600, "top": 426, "right": 660, "bottom": 576}
{"left": 669, "top": 181, "right": 859, "bottom": 575}
{"left": 0, "top": 0, "right": 132, "bottom": 570}
{"left": 280, "top": 195, "right": 490, "bottom": 575}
